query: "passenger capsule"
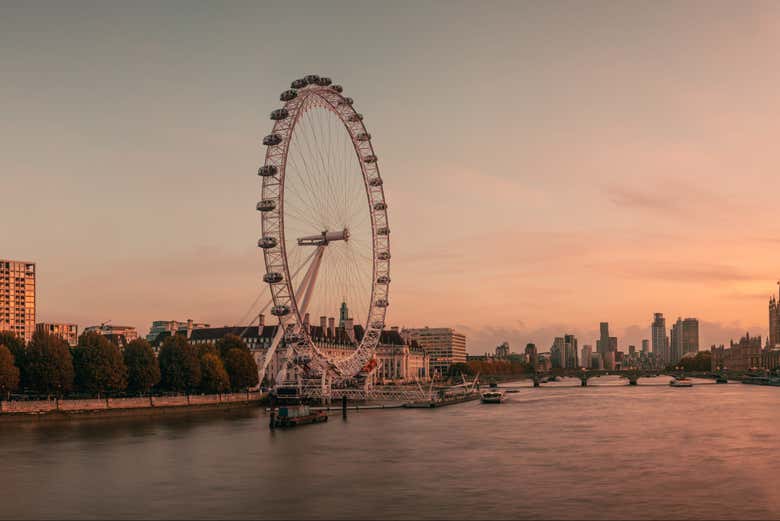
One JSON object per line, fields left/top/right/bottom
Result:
{"left": 280, "top": 89, "right": 297, "bottom": 102}
{"left": 271, "top": 304, "right": 290, "bottom": 316}
{"left": 366, "top": 329, "right": 380, "bottom": 339}
{"left": 375, "top": 299, "right": 389, "bottom": 308}
{"left": 258, "top": 165, "right": 278, "bottom": 177}
{"left": 331, "top": 84, "right": 343, "bottom": 93}
{"left": 363, "top": 154, "right": 377, "bottom": 164}
{"left": 376, "top": 275, "right": 391, "bottom": 284}
{"left": 371, "top": 321, "right": 385, "bottom": 329}
{"left": 377, "top": 251, "right": 391, "bottom": 261}
{"left": 256, "top": 199, "right": 276, "bottom": 212}
{"left": 257, "top": 237, "right": 278, "bottom": 249}
{"left": 291, "top": 78, "right": 308, "bottom": 89}
{"left": 263, "top": 272, "right": 284, "bottom": 284}
{"left": 270, "top": 108, "right": 289, "bottom": 120}
{"left": 263, "top": 134, "right": 282, "bottom": 146}
{"left": 339, "top": 97, "right": 354, "bottom": 106}
{"left": 305, "top": 74, "right": 320, "bottom": 84}
{"left": 376, "top": 227, "right": 390, "bottom": 236}
{"left": 373, "top": 202, "right": 387, "bottom": 211}
{"left": 356, "top": 132, "right": 371, "bottom": 141}
{"left": 369, "top": 177, "right": 383, "bottom": 187}
{"left": 316, "top": 77, "right": 332, "bottom": 86}
{"left": 347, "top": 113, "right": 363, "bottom": 122}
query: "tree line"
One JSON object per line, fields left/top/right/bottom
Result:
{"left": 0, "top": 330, "right": 259, "bottom": 399}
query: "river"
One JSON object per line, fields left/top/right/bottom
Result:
{"left": 1, "top": 376, "right": 778, "bottom": 520}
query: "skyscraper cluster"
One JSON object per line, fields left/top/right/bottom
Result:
{"left": 650, "top": 312, "right": 699, "bottom": 366}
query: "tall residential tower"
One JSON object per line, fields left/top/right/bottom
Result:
{"left": 0, "top": 259, "right": 36, "bottom": 343}
{"left": 651, "top": 313, "right": 668, "bottom": 364}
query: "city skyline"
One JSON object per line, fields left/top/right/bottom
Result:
{"left": 2, "top": 2, "right": 779, "bottom": 353}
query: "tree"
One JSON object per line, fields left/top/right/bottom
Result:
{"left": 222, "top": 348, "right": 259, "bottom": 391}
{"left": 0, "top": 331, "right": 27, "bottom": 388}
{"left": 72, "top": 332, "right": 128, "bottom": 397}
{"left": 215, "top": 334, "right": 249, "bottom": 358}
{"left": 448, "top": 362, "right": 475, "bottom": 379}
{"left": 200, "top": 353, "right": 230, "bottom": 394}
{"left": 123, "top": 339, "right": 160, "bottom": 395}
{"left": 0, "top": 344, "right": 20, "bottom": 399}
{"left": 158, "top": 335, "right": 201, "bottom": 392}
{"left": 25, "top": 331, "right": 74, "bottom": 397}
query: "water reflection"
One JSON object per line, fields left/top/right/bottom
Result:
{"left": 1, "top": 381, "right": 778, "bottom": 520}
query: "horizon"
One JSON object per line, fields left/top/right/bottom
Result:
{"left": 3, "top": 1, "right": 780, "bottom": 353}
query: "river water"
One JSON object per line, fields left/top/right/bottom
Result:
{"left": 1, "top": 376, "right": 778, "bottom": 520}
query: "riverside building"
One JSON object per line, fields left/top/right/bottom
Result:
{"left": 35, "top": 322, "right": 78, "bottom": 346}
{"left": 0, "top": 259, "right": 36, "bottom": 343}
{"left": 190, "top": 315, "right": 429, "bottom": 385}
{"left": 83, "top": 324, "right": 138, "bottom": 347}
{"left": 402, "top": 327, "right": 466, "bottom": 378}
{"left": 146, "top": 319, "right": 210, "bottom": 344}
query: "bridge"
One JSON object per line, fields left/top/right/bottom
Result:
{"left": 500, "top": 368, "right": 728, "bottom": 387}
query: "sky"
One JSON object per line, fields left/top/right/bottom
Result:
{"left": 2, "top": 1, "right": 780, "bottom": 353}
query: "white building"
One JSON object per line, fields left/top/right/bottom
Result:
{"left": 190, "top": 316, "right": 430, "bottom": 385}
{"left": 147, "top": 319, "right": 210, "bottom": 344}
{"left": 401, "top": 327, "right": 466, "bottom": 378}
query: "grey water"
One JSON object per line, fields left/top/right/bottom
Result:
{"left": 1, "top": 376, "right": 778, "bottom": 520}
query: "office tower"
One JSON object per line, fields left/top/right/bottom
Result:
{"left": 651, "top": 313, "right": 669, "bottom": 363}
{"left": 641, "top": 339, "right": 649, "bottom": 353}
{"left": 581, "top": 344, "right": 593, "bottom": 368}
{"left": 596, "top": 322, "right": 617, "bottom": 370}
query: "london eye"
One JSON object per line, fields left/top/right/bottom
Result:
{"left": 256, "top": 75, "right": 390, "bottom": 389}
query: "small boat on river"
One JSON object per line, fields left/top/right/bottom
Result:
{"left": 480, "top": 390, "right": 506, "bottom": 403}
{"left": 670, "top": 377, "right": 693, "bottom": 388}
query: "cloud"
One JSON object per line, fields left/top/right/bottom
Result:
{"left": 607, "top": 262, "right": 759, "bottom": 284}
{"left": 605, "top": 185, "right": 680, "bottom": 213}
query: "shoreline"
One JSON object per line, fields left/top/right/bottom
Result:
{"left": 0, "top": 392, "right": 266, "bottom": 423}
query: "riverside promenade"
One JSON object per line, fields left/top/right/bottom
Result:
{"left": 0, "top": 391, "right": 265, "bottom": 419}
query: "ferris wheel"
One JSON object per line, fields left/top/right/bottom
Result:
{"left": 256, "top": 75, "right": 390, "bottom": 386}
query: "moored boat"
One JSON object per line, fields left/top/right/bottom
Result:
{"left": 480, "top": 390, "right": 506, "bottom": 404}
{"left": 270, "top": 386, "right": 328, "bottom": 428}
{"left": 670, "top": 377, "right": 693, "bottom": 388}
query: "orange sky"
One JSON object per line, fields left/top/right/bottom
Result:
{"left": 2, "top": 2, "right": 779, "bottom": 352}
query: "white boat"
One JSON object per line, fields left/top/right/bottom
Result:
{"left": 480, "top": 390, "right": 506, "bottom": 403}
{"left": 670, "top": 378, "right": 693, "bottom": 388}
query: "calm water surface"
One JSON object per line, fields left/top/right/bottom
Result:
{"left": 1, "top": 376, "right": 779, "bottom": 520}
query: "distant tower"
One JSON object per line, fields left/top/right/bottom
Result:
{"left": 339, "top": 301, "right": 350, "bottom": 328}
{"left": 770, "top": 282, "right": 780, "bottom": 347}
{"left": 651, "top": 313, "right": 668, "bottom": 363}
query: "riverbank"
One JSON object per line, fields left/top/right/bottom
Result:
{"left": 0, "top": 391, "right": 265, "bottom": 422}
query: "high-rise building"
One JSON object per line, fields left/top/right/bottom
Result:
{"left": 36, "top": 323, "right": 78, "bottom": 347}
{"left": 495, "top": 342, "right": 510, "bottom": 359}
{"left": 402, "top": 327, "right": 466, "bottom": 378}
{"left": 651, "top": 313, "right": 669, "bottom": 363}
{"left": 596, "top": 322, "right": 617, "bottom": 370}
{"left": 524, "top": 343, "right": 538, "bottom": 369}
{"left": 581, "top": 344, "right": 593, "bottom": 368}
{"left": 670, "top": 317, "right": 699, "bottom": 364}
{"left": 551, "top": 337, "right": 565, "bottom": 368}
{"left": 0, "top": 259, "right": 36, "bottom": 343}
{"left": 564, "top": 334, "right": 578, "bottom": 368}
{"left": 641, "top": 339, "right": 649, "bottom": 353}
